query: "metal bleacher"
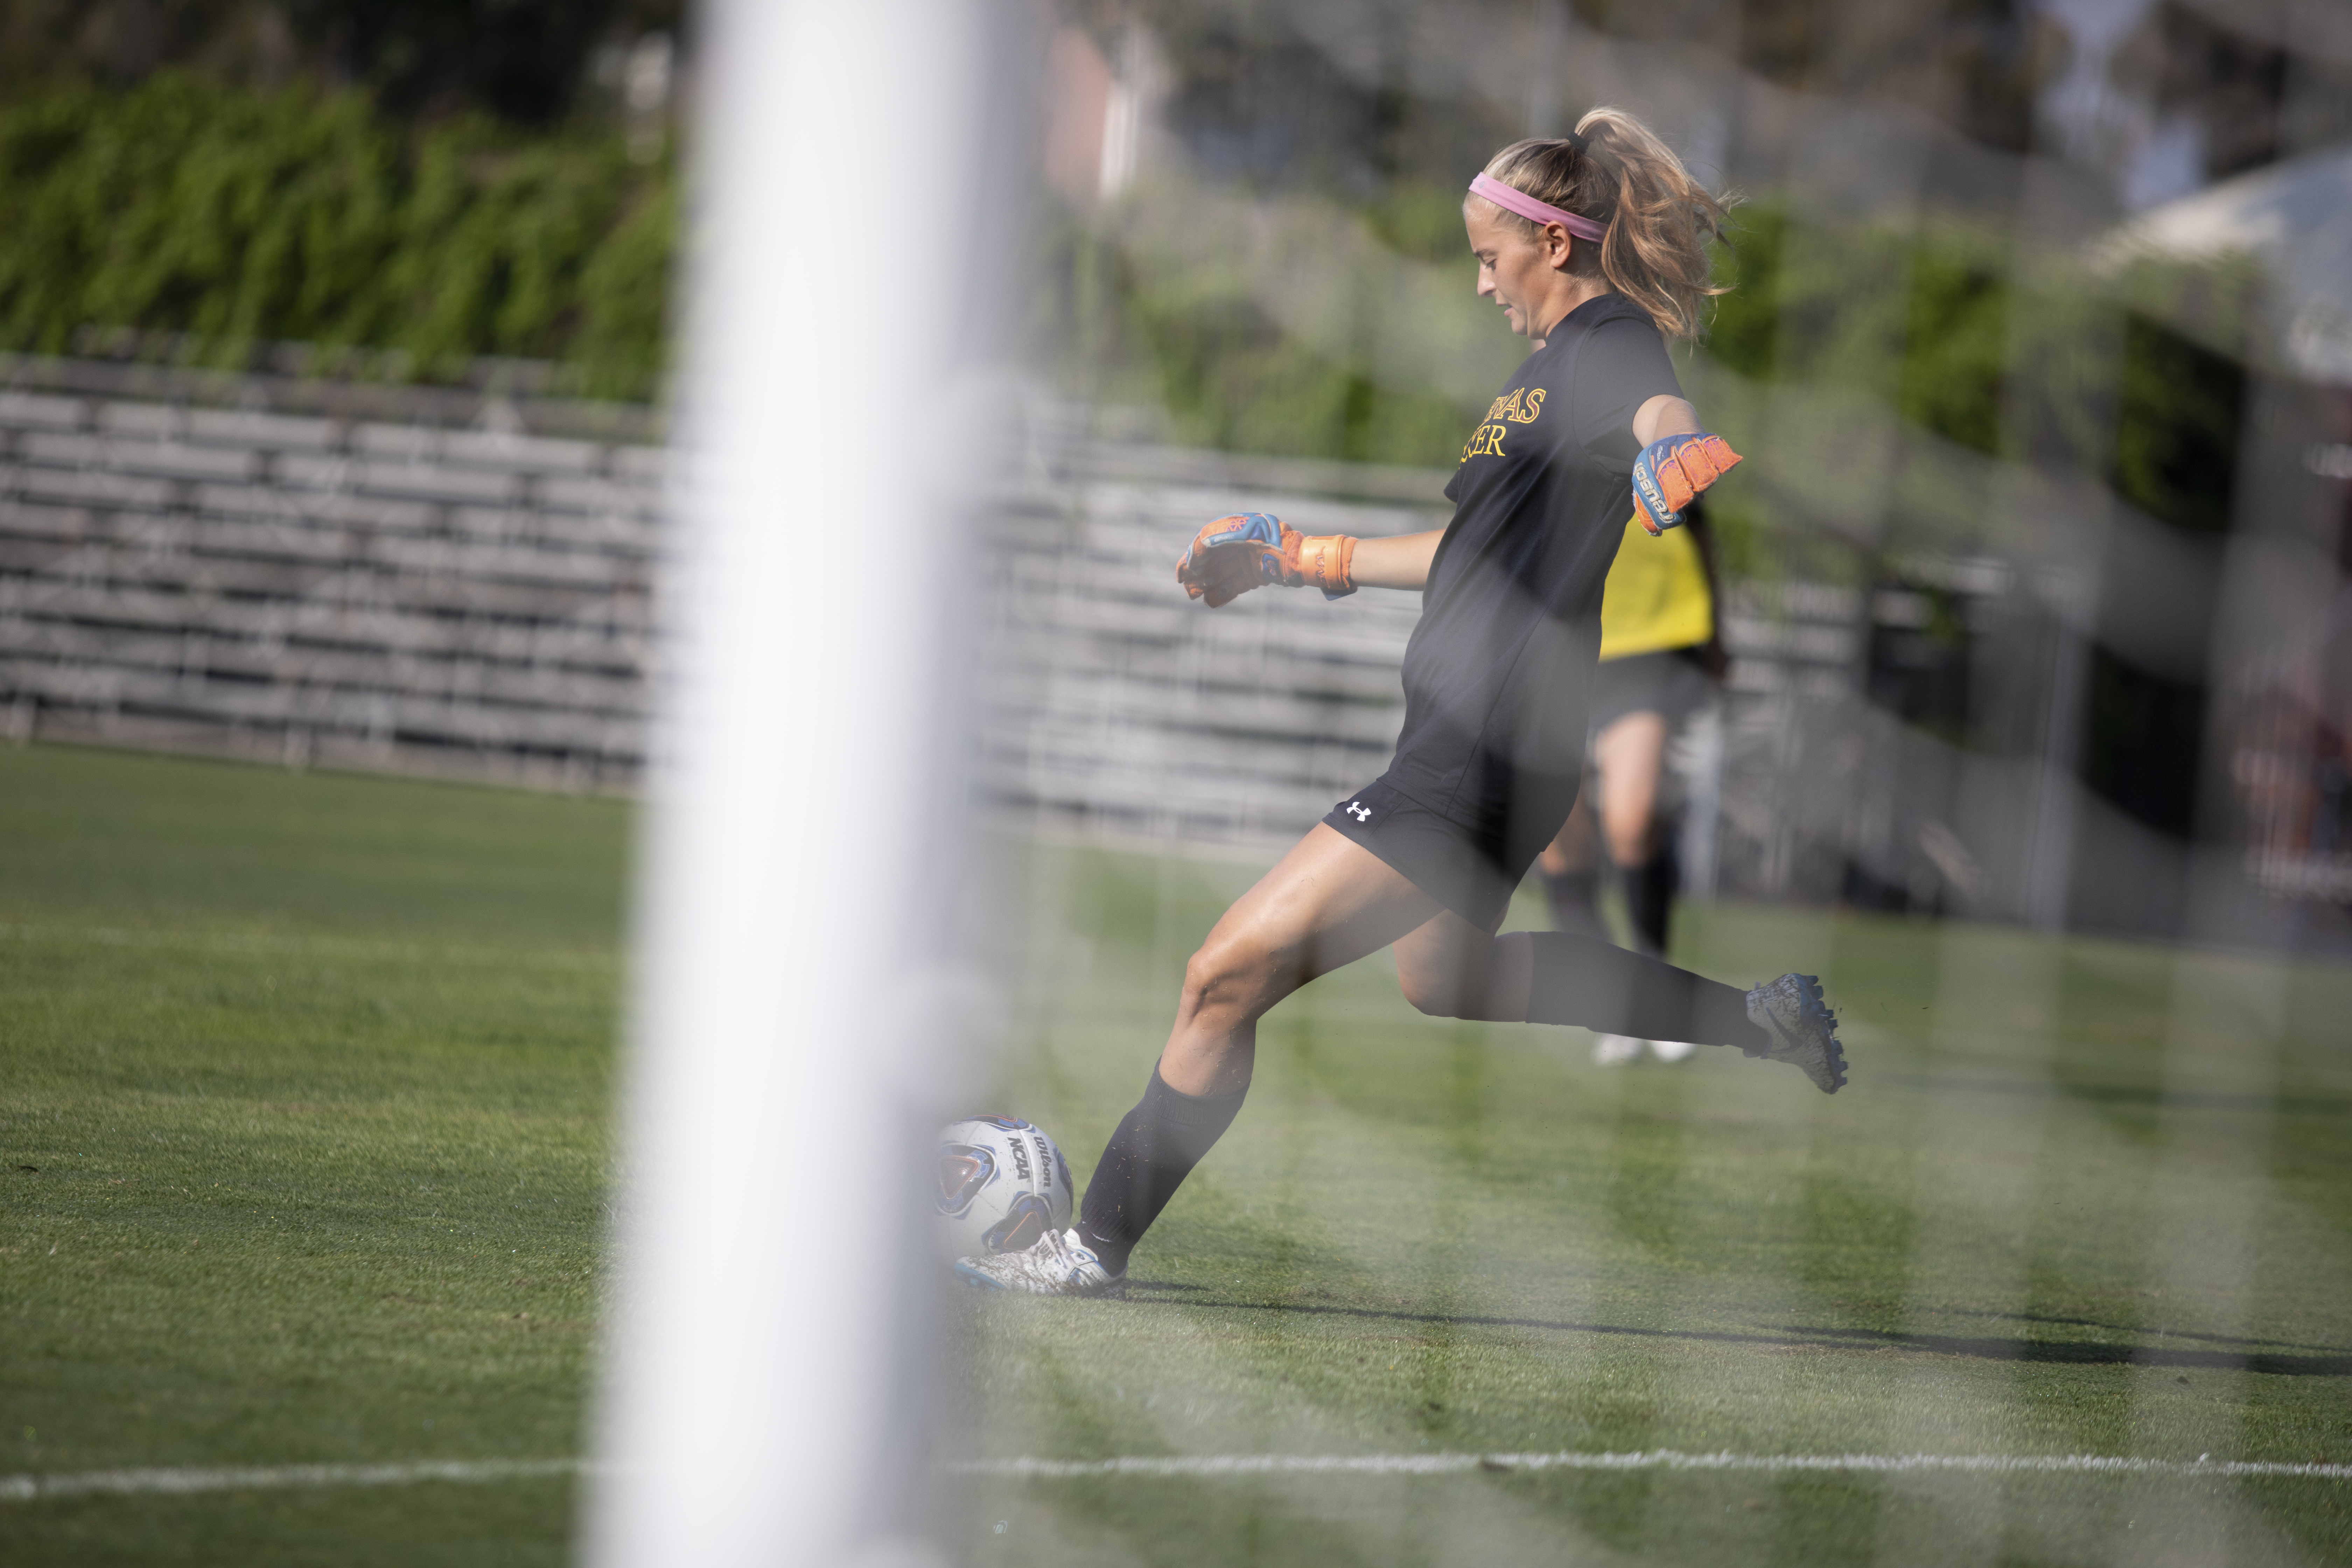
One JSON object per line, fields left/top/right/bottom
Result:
{"left": 0, "top": 359, "right": 664, "bottom": 789}
{"left": 0, "top": 356, "right": 1869, "bottom": 890}
{"left": 979, "top": 468, "right": 1438, "bottom": 846}
{"left": 0, "top": 356, "right": 1458, "bottom": 826}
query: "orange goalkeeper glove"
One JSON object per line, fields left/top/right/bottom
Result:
{"left": 1631, "top": 432, "right": 1742, "bottom": 535}
{"left": 1175, "top": 513, "right": 1357, "bottom": 608}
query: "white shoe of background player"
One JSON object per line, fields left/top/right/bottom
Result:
{"left": 1648, "top": 1037, "right": 1699, "bottom": 1063}
{"left": 954, "top": 1227, "right": 1124, "bottom": 1296}
{"left": 1591, "top": 1032, "right": 1642, "bottom": 1066}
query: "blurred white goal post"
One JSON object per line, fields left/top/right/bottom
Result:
{"left": 584, "top": 2, "right": 995, "bottom": 1563}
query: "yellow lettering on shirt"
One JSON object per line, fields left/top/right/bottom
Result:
{"left": 1599, "top": 512, "right": 1714, "bottom": 659}
{"left": 1459, "top": 422, "right": 1509, "bottom": 462}
{"left": 1466, "top": 387, "right": 1547, "bottom": 460}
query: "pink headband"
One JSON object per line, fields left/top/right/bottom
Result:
{"left": 1469, "top": 173, "right": 1606, "bottom": 242}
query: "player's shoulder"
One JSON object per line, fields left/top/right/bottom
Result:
{"left": 1569, "top": 303, "right": 1679, "bottom": 403}
{"left": 1554, "top": 292, "right": 1660, "bottom": 342}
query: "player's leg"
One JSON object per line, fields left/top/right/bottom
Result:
{"left": 1592, "top": 710, "right": 1677, "bottom": 958}
{"left": 961, "top": 818, "right": 1843, "bottom": 1294}
{"left": 1589, "top": 707, "right": 1698, "bottom": 1059}
{"left": 1391, "top": 905, "right": 1723, "bottom": 1041}
{"left": 1392, "top": 904, "right": 1530, "bottom": 1019}
{"left": 1083, "top": 825, "right": 1439, "bottom": 1255}
{"left": 959, "top": 825, "right": 1442, "bottom": 1294}
{"left": 1533, "top": 787, "right": 1611, "bottom": 943}
{"left": 1153, "top": 823, "right": 1443, "bottom": 1094}
{"left": 1390, "top": 910, "right": 1845, "bottom": 1093}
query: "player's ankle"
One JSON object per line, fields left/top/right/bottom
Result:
{"left": 1074, "top": 1223, "right": 1131, "bottom": 1278}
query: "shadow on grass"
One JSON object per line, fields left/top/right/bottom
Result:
{"left": 1944, "top": 1306, "right": 2352, "bottom": 1358}
{"left": 1118, "top": 1286, "right": 2352, "bottom": 1377}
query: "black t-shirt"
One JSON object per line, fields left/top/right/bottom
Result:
{"left": 1382, "top": 293, "right": 1682, "bottom": 831}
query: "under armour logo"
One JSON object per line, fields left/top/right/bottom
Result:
{"left": 1345, "top": 802, "right": 1371, "bottom": 821}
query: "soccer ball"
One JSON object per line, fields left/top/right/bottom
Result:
{"left": 934, "top": 1115, "right": 1073, "bottom": 1259}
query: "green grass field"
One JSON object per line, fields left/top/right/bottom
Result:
{"left": 3, "top": 743, "right": 2350, "bottom": 1565}
{"left": 0, "top": 744, "right": 627, "bottom": 1565}
{"left": 949, "top": 847, "right": 2352, "bottom": 1565}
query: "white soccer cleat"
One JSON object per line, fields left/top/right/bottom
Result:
{"left": 954, "top": 1226, "right": 1124, "bottom": 1296}
{"left": 1591, "top": 1032, "right": 1642, "bottom": 1066}
{"left": 1648, "top": 1037, "right": 1698, "bottom": 1063}
{"left": 1743, "top": 973, "right": 1848, "bottom": 1093}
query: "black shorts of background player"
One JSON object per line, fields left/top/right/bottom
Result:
{"left": 955, "top": 110, "right": 1848, "bottom": 1298}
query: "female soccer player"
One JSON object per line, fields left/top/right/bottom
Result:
{"left": 960, "top": 108, "right": 1845, "bottom": 1297}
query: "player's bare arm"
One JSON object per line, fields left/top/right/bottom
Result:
{"left": 1348, "top": 529, "right": 1445, "bottom": 590}
{"left": 1633, "top": 393, "right": 1700, "bottom": 443}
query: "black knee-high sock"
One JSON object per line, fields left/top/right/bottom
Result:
{"left": 1504, "top": 930, "right": 1768, "bottom": 1050}
{"left": 1075, "top": 1069, "right": 1246, "bottom": 1275}
{"left": 1622, "top": 847, "right": 1678, "bottom": 958}
{"left": 1539, "top": 867, "right": 1610, "bottom": 943}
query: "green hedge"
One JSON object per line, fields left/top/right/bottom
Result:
{"left": 0, "top": 74, "right": 674, "bottom": 399}
{"left": 1042, "top": 180, "right": 2257, "bottom": 530}
{"left": 1043, "top": 227, "right": 1478, "bottom": 469}
{"left": 4, "top": 73, "right": 2251, "bottom": 506}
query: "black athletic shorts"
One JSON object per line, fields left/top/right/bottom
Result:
{"left": 1588, "top": 647, "right": 1715, "bottom": 738}
{"left": 1323, "top": 776, "right": 1576, "bottom": 933}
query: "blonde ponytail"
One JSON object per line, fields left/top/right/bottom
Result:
{"left": 1478, "top": 107, "right": 1734, "bottom": 341}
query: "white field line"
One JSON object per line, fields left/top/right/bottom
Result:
{"left": 951, "top": 1450, "right": 2352, "bottom": 1482}
{"left": 0, "top": 1457, "right": 587, "bottom": 1503}
{"left": 9, "top": 1449, "right": 2350, "bottom": 1504}
{"left": 0, "top": 922, "right": 617, "bottom": 969}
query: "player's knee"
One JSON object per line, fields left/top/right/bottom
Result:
{"left": 1180, "top": 937, "right": 1277, "bottom": 1026}
{"left": 1395, "top": 962, "right": 1466, "bottom": 1019}
{"left": 1399, "top": 936, "right": 1529, "bottom": 1023}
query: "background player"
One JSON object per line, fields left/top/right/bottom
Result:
{"left": 1540, "top": 495, "right": 1727, "bottom": 1065}
{"left": 960, "top": 108, "right": 1847, "bottom": 1298}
